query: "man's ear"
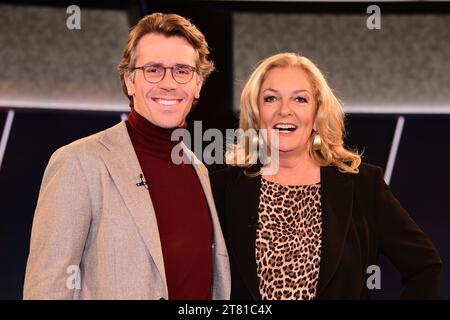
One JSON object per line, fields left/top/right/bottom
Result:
{"left": 194, "top": 76, "right": 203, "bottom": 99}
{"left": 124, "top": 72, "right": 135, "bottom": 96}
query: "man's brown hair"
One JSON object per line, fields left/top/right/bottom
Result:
{"left": 118, "top": 13, "right": 215, "bottom": 108}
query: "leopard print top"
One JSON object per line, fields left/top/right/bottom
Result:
{"left": 256, "top": 178, "right": 322, "bottom": 300}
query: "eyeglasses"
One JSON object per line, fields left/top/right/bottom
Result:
{"left": 132, "top": 64, "right": 197, "bottom": 84}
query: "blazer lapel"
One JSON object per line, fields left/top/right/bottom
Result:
{"left": 98, "top": 122, "right": 167, "bottom": 292}
{"left": 316, "top": 165, "right": 354, "bottom": 298}
{"left": 183, "top": 144, "right": 231, "bottom": 299}
{"left": 183, "top": 144, "right": 225, "bottom": 249}
{"left": 228, "top": 166, "right": 262, "bottom": 299}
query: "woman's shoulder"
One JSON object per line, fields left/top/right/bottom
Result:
{"left": 356, "top": 162, "right": 384, "bottom": 179}
{"left": 323, "top": 162, "right": 385, "bottom": 187}
{"left": 323, "top": 163, "right": 387, "bottom": 208}
{"left": 212, "top": 163, "right": 385, "bottom": 186}
{"left": 209, "top": 166, "right": 249, "bottom": 207}
{"left": 209, "top": 166, "right": 236, "bottom": 180}
{"left": 210, "top": 164, "right": 259, "bottom": 181}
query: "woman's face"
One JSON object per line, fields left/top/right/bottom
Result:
{"left": 258, "top": 66, "right": 317, "bottom": 157}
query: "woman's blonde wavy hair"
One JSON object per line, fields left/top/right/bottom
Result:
{"left": 226, "top": 52, "right": 361, "bottom": 174}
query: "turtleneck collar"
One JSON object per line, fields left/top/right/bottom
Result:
{"left": 126, "top": 108, "right": 186, "bottom": 160}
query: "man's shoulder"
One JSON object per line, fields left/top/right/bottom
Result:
{"left": 50, "top": 121, "right": 125, "bottom": 162}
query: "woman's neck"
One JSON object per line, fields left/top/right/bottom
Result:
{"left": 262, "top": 150, "right": 320, "bottom": 186}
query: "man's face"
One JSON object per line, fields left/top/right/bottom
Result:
{"left": 124, "top": 33, "right": 203, "bottom": 128}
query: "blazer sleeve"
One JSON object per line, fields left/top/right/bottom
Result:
{"left": 373, "top": 166, "right": 443, "bottom": 299}
{"left": 23, "top": 146, "right": 92, "bottom": 299}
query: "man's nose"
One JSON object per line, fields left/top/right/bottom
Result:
{"left": 159, "top": 69, "right": 177, "bottom": 89}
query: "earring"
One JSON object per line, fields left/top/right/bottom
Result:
{"left": 312, "top": 131, "right": 322, "bottom": 151}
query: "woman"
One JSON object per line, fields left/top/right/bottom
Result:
{"left": 211, "top": 53, "right": 442, "bottom": 300}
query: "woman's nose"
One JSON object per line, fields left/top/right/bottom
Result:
{"left": 278, "top": 100, "right": 293, "bottom": 116}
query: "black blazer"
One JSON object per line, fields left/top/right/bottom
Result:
{"left": 210, "top": 163, "right": 442, "bottom": 299}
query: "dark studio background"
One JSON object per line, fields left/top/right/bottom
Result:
{"left": 0, "top": 0, "right": 449, "bottom": 300}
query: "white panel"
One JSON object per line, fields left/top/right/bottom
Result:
{"left": 0, "top": 5, "right": 130, "bottom": 111}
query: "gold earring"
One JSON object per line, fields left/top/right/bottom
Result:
{"left": 312, "top": 131, "right": 322, "bottom": 151}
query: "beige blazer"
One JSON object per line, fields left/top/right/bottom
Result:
{"left": 23, "top": 122, "right": 230, "bottom": 300}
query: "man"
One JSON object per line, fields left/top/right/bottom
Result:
{"left": 23, "top": 13, "right": 230, "bottom": 300}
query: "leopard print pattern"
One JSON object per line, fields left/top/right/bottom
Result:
{"left": 256, "top": 178, "right": 322, "bottom": 300}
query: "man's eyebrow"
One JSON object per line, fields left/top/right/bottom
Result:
{"left": 140, "top": 61, "right": 162, "bottom": 66}
{"left": 140, "top": 62, "right": 192, "bottom": 67}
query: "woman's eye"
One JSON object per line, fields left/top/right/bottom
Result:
{"left": 294, "top": 96, "right": 308, "bottom": 103}
{"left": 264, "top": 96, "right": 278, "bottom": 103}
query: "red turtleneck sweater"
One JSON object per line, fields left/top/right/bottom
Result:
{"left": 126, "top": 108, "right": 212, "bottom": 300}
